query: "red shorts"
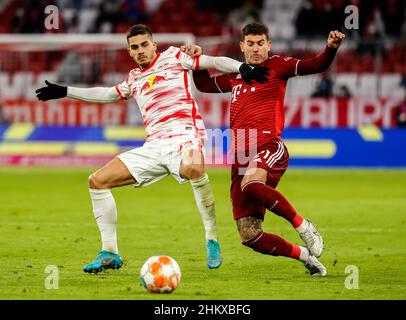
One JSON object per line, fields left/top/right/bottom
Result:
{"left": 230, "top": 138, "right": 289, "bottom": 220}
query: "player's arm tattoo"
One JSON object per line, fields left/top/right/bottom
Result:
{"left": 236, "top": 216, "right": 263, "bottom": 242}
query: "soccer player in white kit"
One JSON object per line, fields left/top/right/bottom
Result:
{"left": 36, "top": 24, "right": 269, "bottom": 273}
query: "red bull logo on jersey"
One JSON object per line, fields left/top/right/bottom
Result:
{"left": 140, "top": 75, "right": 166, "bottom": 94}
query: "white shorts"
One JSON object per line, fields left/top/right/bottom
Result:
{"left": 117, "top": 136, "right": 204, "bottom": 188}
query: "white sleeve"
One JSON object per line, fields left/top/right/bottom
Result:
{"left": 198, "top": 55, "right": 243, "bottom": 73}
{"left": 67, "top": 86, "right": 121, "bottom": 103}
{"left": 176, "top": 48, "right": 242, "bottom": 73}
{"left": 177, "top": 49, "right": 199, "bottom": 70}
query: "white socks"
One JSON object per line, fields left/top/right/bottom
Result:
{"left": 298, "top": 246, "right": 310, "bottom": 263}
{"left": 296, "top": 220, "right": 311, "bottom": 262}
{"left": 190, "top": 174, "right": 218, "bottom": 241}
{"left": 295, "top": 219, "right": 310, "bottom": 233}
{"left": 89, "top": 188, "right": 119, "bottom": 254}
{"left": 88, "top": 175, "right": 217, "bottom": 254}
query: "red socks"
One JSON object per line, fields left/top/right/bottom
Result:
{"left": 242, "top": 231, "right": 301, "bottom": 259}
{"left": 242, "top": 182, "right": 303, "bottom": 228}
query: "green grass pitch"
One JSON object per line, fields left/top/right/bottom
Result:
{"left": 0, "top": 167, "right": 405, "bottom": 299}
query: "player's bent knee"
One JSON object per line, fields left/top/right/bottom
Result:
{"left": 88, "top": 173, "right": 109, "bottom": 189}
{"left": 237, "top": 221, "right": 262, "bottom": 243}
{"left": 88, "top": 174, "right": 99, "bottom": 189}
{"left": 88, "top": 174, "right": 95, "bottom": 188}
{"left": 236, "top": 216, "right": 263, "bottom": 244}
{"left": 239, "top": 227, "right": 263, "bottom": 244}
{"left": 183, "top": 164, "right": 205, "bottom": 180}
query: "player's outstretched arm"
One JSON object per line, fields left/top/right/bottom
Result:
{"left": 36, "top": 80, "right": 121, "bottom": 103}
{"left": 297, "top": 30, "right": 345, "bottom": 76}
{"left": 67, "top": 86, "right": 121, "bottom": 103}
{"left": 180, "top": 45, "right": 269, "bottom": 85}
{"left": 184, "top": 46, "right": 229, "bottom": 92}
{"left": 199, "top": 55, "right": 269, "bottom": 85}
{"left": 35, "top": 80, "right": 67, "bottom": 101}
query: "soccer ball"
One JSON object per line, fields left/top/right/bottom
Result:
{"left": 140, "top": 255, "right": 181, "bottom": 293}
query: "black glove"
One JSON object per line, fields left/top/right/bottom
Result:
{"left": 35, "top": 80, "right": 67, "bottom": 101}
{"left": 239, "top": 63, "right": 269, "bottom": 85}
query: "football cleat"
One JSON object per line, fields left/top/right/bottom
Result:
{"left": 298, "top": 220, "right": 324, "bottom": 257}
{"left": 304, "top": 254, "right": 327, "bottom": 277}
{"left": 206, "top": 239, "right": 223, "bottom": 269}
{"left": 83, "top": 250, "right": 123, "bottom": 274}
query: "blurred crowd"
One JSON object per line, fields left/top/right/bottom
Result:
{"left": 295, "top": 0, "right": 405, "bottom": 38}
{"left": 0, "top": 0, "right": 404, "bottom": 40}
{"left": 0, "top": 0, "right": 405, "bottom": 125}
{"left": 0, "top": 0, "right": 405, "bottom": 97}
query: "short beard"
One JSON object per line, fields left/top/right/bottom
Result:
{"left": 139, "top": 62, "right": 150, "bottom": 68}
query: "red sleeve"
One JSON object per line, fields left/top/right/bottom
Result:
{"left": 296, "top": 46, "right": 337, "bottom": 76}
{"left": 272, "top": 46, "right": 337, "bottom": 80}
{"left": 271, "top": 56, "right": 301, "bottom": 80}
{"left": 192, "top": 70, "right": 232, "bottom": 93}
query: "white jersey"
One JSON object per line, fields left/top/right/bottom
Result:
{"left": 115, "top": 46, "right": 206, "bottom": 142}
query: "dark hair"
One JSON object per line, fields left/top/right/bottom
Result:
{"left": 127, "top": 24, "right": 153, "bottom": 42}
{"left": 241, "top": 22, "right": 269, "bottom": 40}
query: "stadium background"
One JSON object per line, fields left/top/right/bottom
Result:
{"left": 0, "top": 0, "right": 405, "bottom": 167}
{"left": 0, "top": 0, "right": 405, "bottom": 301}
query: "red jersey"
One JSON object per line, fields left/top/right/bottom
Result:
{"left": 205, "top": 55, "right": 299, "bottom": 151}
{"left": 193, "top": 46, "right": 337, "bottom": 152}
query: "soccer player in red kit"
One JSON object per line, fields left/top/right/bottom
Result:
{"left": 191, "top": 22, "right": 345, "bottom": 276}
